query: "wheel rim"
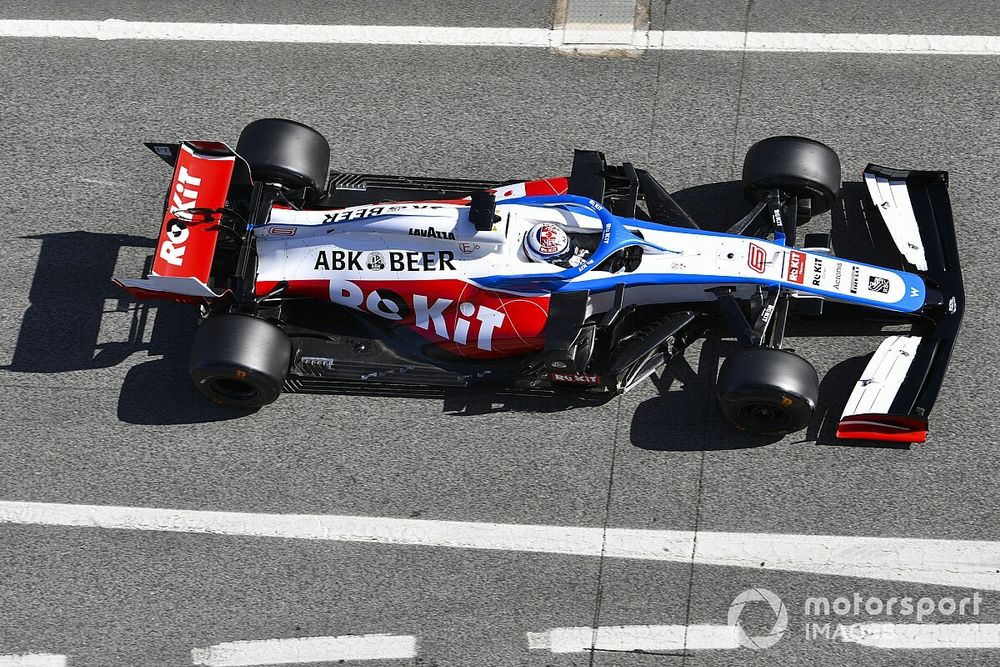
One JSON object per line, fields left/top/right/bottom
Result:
{"left": 210, "top": 378, "right": 260, "bottom": 402}
{"left": 736, "top": 402, "right": 792, "bottom": 432}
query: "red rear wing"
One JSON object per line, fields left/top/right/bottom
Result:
{"left": 152, "top": 141, "right": 236, "bottom": 282}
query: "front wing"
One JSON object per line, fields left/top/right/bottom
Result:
{"left": 837, "top": 166, "right": 964, "bottom": 443}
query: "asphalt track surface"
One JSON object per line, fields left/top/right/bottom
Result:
{"left": 1, "top": 2, "right": 1000, "bottom": 666}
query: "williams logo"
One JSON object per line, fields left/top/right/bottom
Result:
{"left": 409, "top": 227, "right": 456, "bottom": 240}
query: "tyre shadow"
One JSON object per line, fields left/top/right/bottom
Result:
{"left": 629, "top": 338, "right": 786, "bottom": 451}
{"left": 667, "top": 180, "right": 745, "bottom": 232}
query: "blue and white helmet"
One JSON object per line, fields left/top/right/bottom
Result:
{"left": 524, "top": 222, "right": 571, "bottom": 263}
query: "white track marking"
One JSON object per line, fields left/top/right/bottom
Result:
{"left": 527, "top": 623, "right": 1000, "bottom": 652}
{"left": 190, "top": 634, "right": 416, "bottom": 666}
{"left": 0, "top": 656, "right": 67, "bottom": 667}
{"left": 527, "top": 624, "right": 738, "bottom": 652}
{"left": 653, "top": 31, "right": 1000, "bottom": 54}
{"left": 1, "top": 501, "right": 998, "bottom": 590}
{"left": 1, "top": 20, "right": 1000, "bottom": 55}
{"left": 0, "top": 20, "right": 552, "bottom": 46}
{"left": 839, "top": 623, "right": 1000, "bottom": 649}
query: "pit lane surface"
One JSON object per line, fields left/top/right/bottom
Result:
{"left": 1, "top": 3, "right": 999, "bottom": 666}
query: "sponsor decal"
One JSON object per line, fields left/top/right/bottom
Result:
{"left": 409, "top": 227, "right": 456, "bottom": 240}
{"left": 267, "top": 226, "right": 297, "bottom": 236}
{"left": 158, "top": 165, "right": 203, "bottom": 266}
{"left": 869, "top": 276, "right": 891, "bottom": 294}
{"left": 758, "top": 302, "right": 775, "bottom": 326}
{"left": 323, "top": 206, "right": 386, "bottom": 223}
{"left": 324, "top": 203, "right": 446, "bottom": 223}
{"left": 159, "top": 219, "right": 190, "bottom": 267}
{"left": 315, "top": 251, "right": 361, "bottom": 271}
{"left": 549, "top": 372, "right": 601, "bottom": 385}
{"left": 459, "top": 242, "right": 481, "bottom": 254}
{"left": 811, "top": 257, "right": 824, "bottom": 287}
{"left": 910, "top": 286, "right": 921, "bottom": 298}
{"left": 366, "top": 252, "right": 386, "bottom": 271}
{"left": 832, "top": 262, "right": 843, "bottom": 290}
{"left": 786, "top": 251, "right": 806, "bottom": 284}
{"left": 849, "top": 266, "right": 860, "bottom": 294}
{"left": 748, "top": 243, "right": 767, "bottom": 273}
{"left": 329, "top": 279, "right": 505, "bottom": 351}
{"left": 315, "top": 250, "right": 456, "bottom": 272}
{"left": 168, "top": 165, "right": 201, "bottom": 221}
{"left": 152, "top": 144, "right": 234, "bottom": 281}
{"left": 771, "top": 207, "right": 783, "bottom": 229}
{"left": 153, "top": 145, "right": 173, "bottom": 157}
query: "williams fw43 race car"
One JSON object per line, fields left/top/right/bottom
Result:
{"left": 117, "top": 119, "right": 964, "bottom": 443}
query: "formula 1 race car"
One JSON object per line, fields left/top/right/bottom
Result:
{"left": 116, "top": 119, "right": 964, "bottom": 443}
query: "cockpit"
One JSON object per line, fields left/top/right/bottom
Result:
{"left": 521, "top": 220, "right": 643, "bottom": 274}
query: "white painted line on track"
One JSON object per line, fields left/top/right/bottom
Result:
{"left": 841, "top": 623, "right": 1000, "bottom": 649}
{"left": 527, "top": 624, "right": 738, "bottom": 652}
{"left": 0, "top": 20, "right": 553, "bottom": 46}
{"left": 1, "top": 20, "right": 1000, "bottom": 55}
{"left": 1, "top": 500, "right": 999, "bottom": 590}
{"left": 190, "top": 634, "right": 416, "bottom": 666}
{"left": 527, "top": 623, "right": 1000, "bottom": 652}
{"left": 0, "top": 656, "right": 67, "bottom": 667}
{"left": 652, "top": 30, "right": 1000, "bottom": 55}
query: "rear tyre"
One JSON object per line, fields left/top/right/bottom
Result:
{"left": 236, "top": 118, "right": 331, "bottom": 195}
{"left": 716, "top": 348, "right": 819, "bottom": 435}
{"left": 189, "top": 314, "right": 292, "bottom": 408}
{"left": 742, "top": 136, "right": 841, "bottom": 220}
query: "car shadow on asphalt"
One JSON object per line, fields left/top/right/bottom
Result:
{"left": 2, "top": 231, "right": 256, "bottom": 425}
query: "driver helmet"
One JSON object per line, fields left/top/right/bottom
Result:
{"left": 524, "top": 222, "right": 572, "bottom": 263}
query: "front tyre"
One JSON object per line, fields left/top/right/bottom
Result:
{"left": 742, "top": 135, "right": 841, "bottom": 220}
{"left": 189, "top": 314, "right": 292, "bottom": 408}
{"left": 716, "top": 348, "right": 818, "bottom": 435}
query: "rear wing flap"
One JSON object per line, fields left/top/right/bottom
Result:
{"left": 116, "top": 140, "right": 250, "bottom": 302}
{"left": 839, "top": 166, "right": 964, "bottom": 443}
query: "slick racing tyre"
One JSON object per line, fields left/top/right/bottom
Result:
{"left": 189, "top": 314, "right": 292, "bottom": 408}
{"left": 742, "top": 136, "right": 841, "bottom": 220}
{"left": 236, "top": 118, "right": 331, "bottom": 195}
{"left": 716, "top": 348, "right": 819, "bottom": 435}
